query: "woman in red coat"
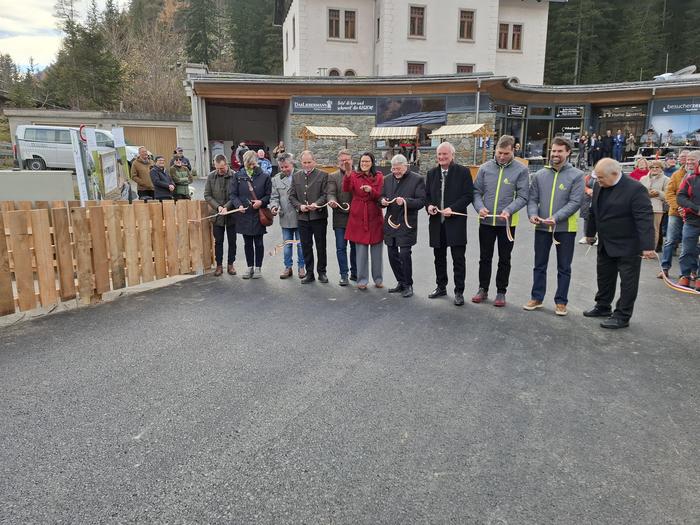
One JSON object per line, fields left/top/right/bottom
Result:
{"left": 629, "top": 157, "right": 650, "bottom": 181}
{"left": 343, "top": 152, "right": 384, "bottom": 289}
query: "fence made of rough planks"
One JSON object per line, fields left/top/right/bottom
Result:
{"left": 0, "top": 199, "right": 215, "bottom": 316}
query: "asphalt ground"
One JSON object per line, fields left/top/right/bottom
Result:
{"left": 1, "top": 181, "right": 698, "bottom": 523}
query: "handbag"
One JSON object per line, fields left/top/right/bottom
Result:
{"left": 246, "top": 177, "right": 274, "bottom": 227}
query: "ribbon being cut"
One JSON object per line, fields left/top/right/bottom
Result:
{"left": 383, "top": 198, "right": 412, "bottom": 230}
{"left": 189, "top": 206, "right": 249, "bottom": 223}
{"left": 481, "top": 214, "right": 514, "bottom": 242}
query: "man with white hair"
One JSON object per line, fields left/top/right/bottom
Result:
{"left": 583, "top": 158, "right": 655, "bottom": 329}
{"left": 380, "top": 154, "right": 426, "bottom": 298}
{"left": 257, "top": 149, "right": 272, "bottom": 175}
{"left": 425, "top": 142, "right": 474, "bottom": 306}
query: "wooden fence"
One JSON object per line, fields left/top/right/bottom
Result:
{"left": 0, "top": 199, "right": 215, "bottom": 317}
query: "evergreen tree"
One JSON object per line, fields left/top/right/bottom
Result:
{"left": 228, "top": 0, "right": 282, "bottom": 74}
{"left": 183, "top": 0, "right": 219, "bottom": 65}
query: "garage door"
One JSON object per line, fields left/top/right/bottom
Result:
{"left": 123, "top": 126, "right": 177, "bottom": 159}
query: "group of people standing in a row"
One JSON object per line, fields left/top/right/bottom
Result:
{"left": 577, "top": 129, "right": 635, "bottom": 168}
{"left": 129, "top": 146, "right": 193, "bottom": 201}
{"left": 204, "top": 134, "right": 666, "bottom": 329}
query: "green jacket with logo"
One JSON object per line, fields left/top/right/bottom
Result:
{"left": 473, "top": 159, "right": 530, "bottom": 227}
{"left": 527, "top": 162, "right": 584, "bottom": 232}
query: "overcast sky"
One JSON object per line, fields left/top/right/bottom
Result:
{"left": 0, "top": 0, "right": 126, "bottom": 70}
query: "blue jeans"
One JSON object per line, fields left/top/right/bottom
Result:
{"left": 282, "top": 227, "right": 304, "bottom": 269}
{"left": 661, "top": 215, "right": 683, "bottom": 270}
{"left": 334, "top": 227, "right": 357, "bottom": 278}
{"left": 678, "top": 221, "right": 700, "bottom": 277}
{"left": 531, "top": 230, "right": 576, "bottom": 305}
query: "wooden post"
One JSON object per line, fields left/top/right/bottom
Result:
{"left": 199, "top": 200, "right": 213, "bottom": 269}
{"left": 122, "top": 204, "right": 140, "bottom": 287}
{"left": 30, "top": 209, "right": 58, "bottom": 307}
{"left": 0, "top": 212, "right": 15, "bottom": 315}
{"left": 88, "top": 206, "right": 110, "bottom": 295}
{"left": 176, "top": 201, "right": 190, "bottom": 274}
{"left": 51, "top": 207, "right": 77, "bottom": 301}
{"left": 149, "top": 201, "right": 167, "bottom": 280}
{"left": 135, "top": 203, "right": 155, "bottom": 282}
{"left": 162, "top": 200, "right": 179, "bottom": 276}
{"left": 104, "top": 205, "right": 126, "bottom": 290}
{"left": 7, "top": 211, "right": 36, "bottom": 311}
{"left": 187, "top": 200, "right": 203, "bottom": 275}
{"left": 70, "top": 207, "right": 95, "bottom": 306}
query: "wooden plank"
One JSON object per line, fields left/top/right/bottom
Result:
{"left": 176, "top": 200, "right": 190, "bottom": 274}
{"left": 122, "top": 205, "right": 140, "bottom": 287}
{"left": 115, "top": 200, "right": 129, "bottom": 206}
{"left": 16, "top": 201, "right": 33, "bottom": 211}
{"left": 51, "top": 200, "right": 67, "bottom": 209}
{"left": 68, "top": 200, "right": 82, "bottom": 208}
{"left": 51, "top": 207, "right": 76, "bottom": 300}
{"left": 0, "top": 202, "right": 15, "bottom": 213}
{"left": 100, "top": 200, "right": 114, "bottom": 207}
{"left": 135, "top": 203, "right": 155, "bottom": 282}
{"left": 199, "top": 200, "right": 213, "bottom": 269}
{"left": 187, "top": 200, "right": 203, "bottom": 275}
{"left": 104, "top": 205, "right": 126, "bottom": 289}
{"left": 7, "top": 211, "right": 36, "bottom": 311}
{"left": 162, "top": 200, "right": 179, "bottom": 276}
{"left": 0, "top": 212, "right": 15, "bottom": 315}
{"left": 85, "top": 200, "right": 99, "bottom": 207}
{"left": 34, "top": 201, "right": 50, "bottom": 210}
{"left": 70, "top": 207, "right": 94, "bottom": 306}
{"left": 149, "top": 201, "right": 167, "bottom": 279}
{"left": 88, "top": 206, "right": 110, "bottom": 295}
{"left": 30, "top": 209, "right": 58, "bottom": 307}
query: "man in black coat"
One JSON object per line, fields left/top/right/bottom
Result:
{"left": 601, "top": 130, "right": 614, "bottom": 159}
{"left": 425, "top": 142, "right": 474, "bottom": 306}
{"left": 380, "top": 154, "right": 426, "bottom": 298}
{"left": 583, "top": 158, "right": 656, "bottom": 329}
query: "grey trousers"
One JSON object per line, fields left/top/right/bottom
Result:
{"left": 356, "top": 242, "right": 383, "bottom": 286}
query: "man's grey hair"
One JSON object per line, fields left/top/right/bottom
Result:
{"left": 437, "top": 141, "right": 455, "bottom": 154}
{"left": 596, "top": 158, "right": 621, "bottom": 176}
{"left": 277, "top": 152, "right": 294, "bottom": 164}
{"left": 391, "top": 154, "right": 408, "bottom": 166}
{"left": 257, "top": 149, "right": 265, "bottom": 155}
{"left": 679, "top": 149, "right": 691, "bottom": 156}
{"left": 300, "top": 150, "right": 315, "bottom": 160}
{"left": 687, "top": 150, "right": 700, "bottom": 160}
{"left": 213, "top": 154, "right": 227, "bottom": 164}
{"left": 337, "top": 148, "right": 352, "bottom": 159}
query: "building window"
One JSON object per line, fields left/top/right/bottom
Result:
{"left": 512, "top": 24, "right": 522, "bottom": 51}
{"left": 292, "top": 16, "right": 296, "bottom": 49}
{"left": 407, "top": 62, "right": 425, "bottom": 76}
{"left": 498, "top": 23, "right": 509, "bottom": 50}
{"left": 344, "top": 69, "right": 356, "bottom": 76}
{"left": 344, "top": 10, "right": 356, "bottom": 40}
{"left": 329, "top": 9, "right": 340, "bottom": 39}
{"left": 459, "top": 10, "right": 474, "bottom": 41}
{"left": 328, "top": 69, "right": 340, "bottom": 76}
{"left": 499, "top": 23, "right": 523, "bottom": 51}
{"left": 456, "top": 64, "right": 474, "bottom": 74}
{"left": 409, "top": 6, "right": 425, "bottom": 37}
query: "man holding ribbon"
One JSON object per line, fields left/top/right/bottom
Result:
{"left": 380, "top": 154, "right": 426, "bottom": 298}
{"left": 472, "top": 135, "right": 529, "bottom": 307}
{"left": 425, "top": 142, "right": 474, "bottom": 306}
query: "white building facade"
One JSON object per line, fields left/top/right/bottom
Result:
{"left": 280, "top": 0, "right": 564, "bottom": 84}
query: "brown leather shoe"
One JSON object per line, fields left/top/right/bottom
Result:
{"left": 214, "top": 265, "right": 223, "bottom": 276}
{"left": 227, "top": 264, "right": 236, "bottom": 275}
{"left": 280, "top": 267, "right": 293, "bottom": 279}
{"left": 298, "top": 268, "right": 307, "bottom": 279}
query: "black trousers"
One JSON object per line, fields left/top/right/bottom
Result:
{"left": 243, "top": 234, "right": 264, "bottom": 268}
{"left": 137, "top": 189, "right": 154, "bottom": 200}
{"left": 594, "top": 244, "right": 642, "bottom": 322}
{"left": 387, "top": 240, "right": 413, "bottom": 286}
{"left": 298, "top": 219, "right": 327, "bottom": 275}
{"left": 433, "top": 223, "right": 466, "bottom": 293}
{"left": 478, "top": 224, "right": 516, "bottom": 294}
{"left": 213, "top": 222, "right": 236, "bottom": 266}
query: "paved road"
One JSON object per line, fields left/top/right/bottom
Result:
{"left": 1, "top": 201, "right": 698, "bottom": 523}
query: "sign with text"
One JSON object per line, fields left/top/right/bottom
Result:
{"left": 555, "top": 106, "right": 584, "bottom": 119}
{"left": 507, "top": 105, "right": 526, "bottom": 117}
{"left": 292, "top": 97, "right": 377, "bottom": 114}
{"left": 653, "top": 98, "right": 700, "bottom": 115}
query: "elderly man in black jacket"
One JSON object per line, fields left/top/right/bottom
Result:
{"left": 288, "top": 150, "right": 329, "bottom": 284}
{"left": 584, "top": 158, "right": 656, "bottom": 329}
{"left": 425, "top": 142, "right": 474, "bottom": 306}
{"left": 380, "top": 154, "right": 426, "bottom": 298}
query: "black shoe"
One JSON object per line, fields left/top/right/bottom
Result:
{"left": 339, "top": 276, "right": 349, "bottom": 286}
{"left": 301, "top": 274, "right": 315, "bottom": 284}
{"left": 401, "top": 286, "right": 413, "bottom": 298}
{"left": 428, "top": 287, "right": 447, "bottom": 299}
{"left": 318, "top": 272, "right": 329, "bottom": 283}
{"left": 600, "top": 317, "right": 629, "bottom": 329}
{"left": 388, "top": 284, "right": 404, "bottom": 293}
{"left": 583, "top": 306, "right": 612, "bottom": 318}
{"left": 349, "top": 274, "right": 357, "bottom": 282}
{"left": 454, "top": 293, "right": 465, "bottom": 306}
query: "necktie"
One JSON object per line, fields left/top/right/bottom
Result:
{"left": 441, "top": 169, "right": 447, "bottom": 223}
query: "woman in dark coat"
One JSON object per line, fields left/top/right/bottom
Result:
{"left": 150, "top": 156, "right": 174, "bottom": 200}
{"left": 230, "top": 150, "right": 272, "bottom": 279}
{"left": 343, "top": 152, "right": 384, "bottom": 289}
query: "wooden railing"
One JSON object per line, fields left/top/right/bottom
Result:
{"left": 0, "top": 199, "right": 214, "bottom": 316}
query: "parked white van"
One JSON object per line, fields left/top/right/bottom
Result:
{"left": 14, "top": 125, "right": 140, "bottom": 170}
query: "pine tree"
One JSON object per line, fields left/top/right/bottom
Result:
{"left": 183, "top": 0, "right": 219, "bottom": 65}
{"left": 228, "top": 0, "right": 282, "bottom": 74}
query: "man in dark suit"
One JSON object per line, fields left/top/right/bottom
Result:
{"left": 583, "top": 158, "right": 656, "bottom": 329}
{"left": 425, "top": 142, "right": 474, "bottom": 306}
{"left": 601, "top": 130, "right": 614, "bottom": 159}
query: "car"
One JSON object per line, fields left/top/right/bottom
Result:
{"left": 14, "top": 125, "right": 141, "bottom": 171}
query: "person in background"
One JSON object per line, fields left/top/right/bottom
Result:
{"left": 343, "top": 152, "right": 385, "bottom": 290}
{"left": 130, "top": 146, "right": 154, "bottom": 200}
{"left": 270, "top": 153, "right": 305, "bottom": 279}
{"left": 230, "top": 145, "right": 241, "bottom": 172}
{"left": 327, "top": 149, "right": 357, "bottom": 286}
{"left": 625, "top": 132, "right": 637, "bottom": 161}
{"left": 588, "top": 133, "right": 601, "bottom": 166}
{"left": 169, "top": 146, "right": 191, "bottom": 170}
{"left": 629, "top": 157, "right": 649, "bottom": 181}
{"left": 235, "top": 142, "right": 248, "bottom": 167}
{"left": 150, "top": 156, "right": 174, "bottom": 201}
{"left": 204, "top": 154, "right": 237, "bottom": 276}
{"left": 639, "top": 160, "right": 669, "bottom": 250}
{"left": 663, "top": 154, "right": 678, "bottom": 177}
{"left": 514, "top": 142, "right": 524, "bottom": 158}
{"left": 579, "top": 170, "right": 597, "bottom": 244}
{"left": 169, "top": 157, "right": 193, "bottom": 201}
{"left": 257, "top": 149, "right": 272, "bottom": 175}
{"left": 230, "top": 149, "right": 272, "bottom": 279}
{"left": 272, "top": 141, "right": 286, "bottom": 158}
{"left": 601, "top": 130, "right": 614, "bottom": 159}
{"left": 613, "top": 129, "right": 625, "bottom": 162}
{"left": 577, "top": 134, "right": 589, "bottom": 169}
{"left": 676, "top": 158, "right": 700, "bottom": 290}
